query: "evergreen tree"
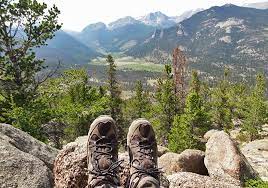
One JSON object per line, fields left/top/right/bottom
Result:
{"left": 229, "top": 82, "right": 247, "bottom": 120}
{"left": 168, "top": 71, "right": 210, "bottom": 152}
{"left": 7, "top": 69, "right": 109, "bottom": 141}
{"left": 0, "top": 0, "right": 61, "bottom": 106}
{"left": 168, "top": 115, "right": 197, "bottom": 153}
{"left": 242, "top": 74, "right": 267, "bottom": 140}
{"left": 106, "top": 55, "right": 124, "bottom": 137}
{"left": 186, "top": 71, "right": 211, "bottom": 136}
{"left": 154, "top": 64, "right": 177, "bottom": 144}
{"left": 126, "top": 80, "right": 150, "bottom": 119}
{"left": 211, "top": 69, "right": 233, "bottom": 131}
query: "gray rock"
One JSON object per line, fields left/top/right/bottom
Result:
{"left": 241, "top": 139, "right": 268, "bottom": 181}
{"left": 205, "top": 131, "right": 257, "bottom": 186}
{"left": 0, "top": 124, "right": 58, "bottom": 188}
{"left": 157, "top": 145, "right": 169, "bottom": 157}
{"left": 167, "top": 172, "right": 241, "bottom": 188}
{"left": 159, "top": 149, "right": 208, "bottom": 175}
{"left": 203, "top": 129, "right": 220, "bottom": 141}
{"left": 0, "top": 123, "right": 58, "bottom": 170}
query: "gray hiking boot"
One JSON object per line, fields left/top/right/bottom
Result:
{"left": 87, "top": 115, "right": 121, "bottom": 188}
{"left": 127, "top": 119, "right": 160, "bottom": 188}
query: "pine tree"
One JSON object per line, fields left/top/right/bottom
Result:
{"left": 154, "top": 64, "right": 177, "bottom": 144}
{"left": 106, "top": 55, "right": 124, "bottom": 137}
{"left": 243, "top": 74, "right": 267, "bottom": 141}
{"left": 186, "top": 71, "right": 211, "bottom": 136}
{"left": 0, "top": 0, "right": 61, "bottom": 122}
{"left": 211, "top": 69, "right": 233, "bottom": 131}
{"left": 168, "top": 115, "right": 197, "bottom": 153}
{"left": 127, "top": 80, "right": 150, "bottom": 119}
{"left": 168, "top": 71, "right": 210, "bottom": 152}
{"left": 0, "top": 0, "right": 61, "bottom": 106}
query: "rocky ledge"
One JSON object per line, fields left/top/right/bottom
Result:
{"left": 1, "top": 124, "right": 267, "bottom": 188}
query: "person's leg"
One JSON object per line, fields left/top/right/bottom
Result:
{"left": 127, "top": 119, "right": 160, "bottom": 188}
{"left": 87, "top": 115, "right": 121, "bottom": 188}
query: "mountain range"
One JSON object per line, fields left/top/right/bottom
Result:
{"left": 36, "top": 3, "right": 268, "bottom": 79}
{"left": 36, "top": 8, "right": 204, "bottom": 64}
{"left": 127, "top": 4, "right": 268, "bottom": 78}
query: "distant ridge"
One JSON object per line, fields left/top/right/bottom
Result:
{"left": 243, "top": 1, "right": 268, "bottom": 9}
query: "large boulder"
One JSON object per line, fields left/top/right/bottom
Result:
{"left": 205, "top": 131, "right": 257, "bottom": 186}
{"left": 0, "top": 124, "right": 58, "bottom": 188}
{"left": 54, "top": 136, "right": 88, "bottom": 188}
{"left": 241, "top": 139, "right": 268, "bottom": 181}
{"left": 159, "top": 149, "right": 208, "bottom": 175}
{"left": 167, "top": 172, "right": 241, "bottom": 188}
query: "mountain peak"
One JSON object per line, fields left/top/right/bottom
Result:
{"left": 223, "top": 3, "right": 235, "bottom": 7}
{"left": 82, "top": 22, "right": 106, "bottom": 32}
{"left": 149, "top": 11, "right": 168, "bottom": 17}
{"left": 138, "top": 11, "right": 176, "bottom": 28}
{"left": 172, "top": 8, "right": 204, "bottom": 23}
{"left": 108, "top": 16, "right": 139, "bottom": 30}
{"left": 141, "top": 11, "right": 168, "bottom": 20}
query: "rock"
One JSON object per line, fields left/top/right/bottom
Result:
{"left": 157, "top": 145, "right": 169, "bottom": 157}
{"left": 118, "top": 151, "right": 130, "bottom": 167}
{"left": 0, "top": 123, "right": 57, "bottom": 188}
{"left": 241, "top": 139, "right": 268, "bottom": 181}
{"left": 230, "top": 128, "right": 241, "bottom": 141}
{"left": 205, "top": 131, "right": 257, "bottom": 186}
{"left": 0, "top": 123, "right": 58, "bottom": 170}
{"left": 159, "top": 149, "right": 208, "bottom": 175}
{"left": 260, "top": 124, "right": 268, "bottom": 139}
{"left": 203, "top": 129, "right": 220, "bottom": 141}
{"left": 54, "top": 136, "right": 88, "bottom": 188}
{"left": 167, "top": 172, "right": 241, "bottom": 188}
{"left": 118, "top": 152, "right": 130, "bottom": 186}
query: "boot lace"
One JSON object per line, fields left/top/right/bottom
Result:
{"left": 130, "top": 138, "right": 161, "bottom": 178}
{"left": 88, "top": 136, "right": 123, "bottom": 178}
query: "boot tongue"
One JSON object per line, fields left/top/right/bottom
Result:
{"left": 98, "top": 156, "right": 112, "bottom": 170}
{"left": 140, "top": 158, "right": 154, "bottom": 170}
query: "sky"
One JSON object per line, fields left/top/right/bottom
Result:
{"left": 44, "top": 0, "right": 266, "bottom": 31}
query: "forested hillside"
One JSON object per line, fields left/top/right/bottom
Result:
{"left": 127, "top": 5, "right": 268, "bottom": 81}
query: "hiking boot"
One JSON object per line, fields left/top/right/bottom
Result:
{"left": 87, "top": 115, "right": 121, "bottom": 188}
{"left": 127, "top": 119, "right": 160, "bottom": 188}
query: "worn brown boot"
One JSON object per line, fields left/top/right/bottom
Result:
{"left": 127, "top": 119, "right": 160, "bottom": 188}
{"left": 87, "top": 115, "right": 121, "bottom": 188}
